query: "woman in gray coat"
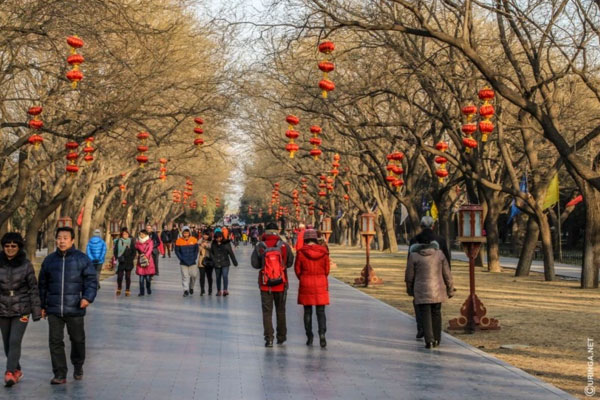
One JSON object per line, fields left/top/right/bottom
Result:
{"left": 405, "top": 241, "right": 454, "bottom": 348}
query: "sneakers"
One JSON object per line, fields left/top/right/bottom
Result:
{"left": 189, "top": 289, "right": 194, "bottom": 295}
{"left": 116, "top": 289, "right": 122, "bottom": 296}
{"left": 306, "top": 334, "right": 314, "bottom": 346}
{"left": 183, "top": 290, "right": 189, "bottom": 297}
{"left": 223, "top": 290, "right": 229, "bottom": 297}
{"left": 73, "top": 368, "right": 83, "bottom": 380}
{"left": 125, "top": 290, "right": 131, "bottom": 297}
{"left": 276, "top": 337, "right": 286, "bottom": 345}
{"left": 319, "top": 334, "right": 327, "bottom": 348}
{"left": 50, "top": 377, "right": 67, "bottom": 385}
{"left": 265, "top": 339, "right": 273, "bottom": 348}
{"left": 200, "top": 290, "right": 205, "bottom": 296}
{"left": 4, "top": 371, "right": 15, "bottom": 387}
{"left": 13, "top": 370, "right": 23, "bottom": 383}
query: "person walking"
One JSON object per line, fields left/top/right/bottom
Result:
{"left": 198, "top": 230, "right": 214, "bottom": 296}
{"left": 135, "top": 230, "right": 155, "bottom": 296}
{"left": 85, "top": 229, "right": 107, "bottom": 290}
{"left": 405, "top": 238, "right": 454, "bottom": 349}
{"left": 210, "top": 231, "right": 237, "bottom": 297}
{"left": 408, "top": 216, "right": 452, "bottom": 339}
{"left": 38, "top": 226, "right": 97, "bottom": 384}
{"left": 295, "top": 223, "right": 306, "bottom": 251}
{"left": 251, "top": 222, "right": 294, "bottom": 347}
{"left": 174, "top": 226, "right": 199, "bottom": 297}
{"left": 0, "top": 232, "right": 42, "bottom": 387}
{"left": 146, "top": 225, "right": 161, "bottom": 277}
{"left": 294, "top": 229, "right": 330, "bottom": 347}
{"left": 114, "top": 228, "right": 135, "bottom": 297}
{"left": 160, "top": 227, "right": 172, "bottom": 258}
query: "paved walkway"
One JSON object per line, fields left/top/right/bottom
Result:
{"left": 398, "top": 245, "right": 581, "bottom": 280}
{"left": 9, "top": 246, "right": 573, "bottom": 399}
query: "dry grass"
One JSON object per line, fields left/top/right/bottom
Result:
{"left": 329, "top": 246, "right": 599, "bottom": 400}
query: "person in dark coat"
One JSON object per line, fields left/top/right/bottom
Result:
{"left": 197, "top": 230, "right": 214, "bottom": 295}
{"left": 251, "top": 222, "right": 294, "bottom": 348}
{"left": 38, "top": 226, "right": 97, "bottom": 384}
{"left": 408, "top": 216, "right": 451, "bottom": 339}
{"left": 146, "top": 225, "right": 161, "bottom": 276}
{"left": 0, "top": 232, "right": 41, "bottom": 387}
{"left": 160, "top": 227, "right": 172, "bottom": 258}
{"left": 405, "top": 240, "right": 454, "bottom": 349}
{"left": 294, "top": 229, "right": 330, "bottom": 347}
{"left": 113, "top": 228, "right": 135, "bottom": 296}
{"left": 209, "top": 232, "right": 238, "bottom": 296}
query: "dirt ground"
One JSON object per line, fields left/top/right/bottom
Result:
{"left": 329, "top": 246, "right": 599, "bottom": 400}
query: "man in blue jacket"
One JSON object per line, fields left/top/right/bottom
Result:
{"left": 86, "top": 229, "right": 107, "bottom": 289}
{"left": 39, "top": 226, "right": 97, "bottom": 385}
{"left": 174, "top": 226, "right": 199, "bottom": 297}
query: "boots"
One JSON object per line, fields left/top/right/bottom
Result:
{"left": 319, "top": 333, "right": 327, "bottom": 348}
{"left": 306, "top": 334, "right": 314, "bottom": 346}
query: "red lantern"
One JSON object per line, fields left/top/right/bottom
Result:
{"left": 136, "top": 155, "right": 148, "bottom": 165}
{"left": 28, "top": 106, "right": 42, "bottom": 116}
{"left": 392, "top": 179, "right": 404, "bottom": 190}
{"left": 285, "top": 143, "right": 299, "bottom": 158}
{"left": 285, "top": 130, "right": 300, "bottom": 140}
{"left": 318, "top": 79, "right": 335, "bottom": 98}
{"left": 463, "top": 137, "right": 478, "bottom": 153}
{"left": 28, "top": 119, "right": 43, "bottom": 130}
{"left": 28, "top": 134, "right": 43, "bottom": 147}
{"left": 66, "top": 36, "right": 84, "bottom": 89}
{"left": 435, "top": 141, "right": 448, "bottom": 152}
{"left": 435, "top": 169, "right": 449, "bottom": 181}
{"left": 462, "top": 123, "right": 477, "bottom": 135}
{"left": 461, "top": 104, "right": 477, "bottom": 123}
{"left": 194, "top": 127, "right": 204, "bottom": 134}
{"left": 479, "top": 104, "right": 495, "bottom": 118}
{"left": 137, "top": 131, "right": 150, "bottom": 142}
{"left": 478, "top": 120, "right": 495, "bottom": 142}
{"left": 318, "top": 61, "right": 335, "bottom": 73}
{"left": 318, "top": 41, "right": 335, "bottom": 54}
{"left": 66, "top": 165, "right": 79, "bottom": 174}
{"left": 120, "top": 184, "right": 126, "bottom": 192}
{"left": 194, "top": 117, "right": 204, "bottom": 125}
{"left": 65, "top": 141, "right": 79, "bottom": 150}
{"left": 286, "top": 115, "right": 300, "bottom": 127}
{"left": 121, "top": 199, "right": 127, "bottom": 207}
{"left": 318, "top": 191, "right": 327, "bottom": 197}
{"left": 478, "top": 88, "right": 495, "bottom": 102}
{"left": 194, "top": 138, "right": 204, "bottom": 146}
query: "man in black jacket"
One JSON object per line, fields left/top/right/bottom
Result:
{"left": 38, "top": 226, "right": 97, "bottom": 385}
{"left": 408, "top": 216, "right": 451, "bottom": 339}
{"left": 160, "top": 227, "right": 172, "bottom": 258}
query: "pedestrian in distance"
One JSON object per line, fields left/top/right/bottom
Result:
{"left": 294, "top": 229, "right": 330, "bottom": 348}
{"left": 198, "top": 230, "right": 214, "bottom": 296}
{"left": 0, "top": 232, "right": 42, "bottom": 387}
{"left": 405, "top": 237, "right": 454, "bottom": 349}
{"left": 210, "top": 231, "right": 238, "bottom": 297}
{"left": 145, "top": 224, "right": 161, "bottom": 277}
{"left": 160, "top": 226, "right": 172, "bottom": 258}
{"left": 135, "top": 230, "right": 155, "bottom": 296}
{"left": 38, "top": 226, "right": 97, "bottom": 385}
{"left": 174, "top": 226, "right": 199, "bottom": 297}
{"left": 85, "top": 229, "right": 107, "bottom": 290}
{"left": 251, "top": 222, "right": 294, "bottom": 348}
{"left": 408, "top": 216, "right": 452, "bottom": 339}
{"left": 113, "top": 228, "right": 135, "bottom": 297}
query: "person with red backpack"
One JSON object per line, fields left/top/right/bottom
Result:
{"left": 251, "top": 222, "right": 294, "bottom": 348}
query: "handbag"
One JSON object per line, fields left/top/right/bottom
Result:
{"left": 138, "top": 253, "right": 150, "bottom": 268}
{"left": 201, "top": 256, "right": 214, "bottom": 268}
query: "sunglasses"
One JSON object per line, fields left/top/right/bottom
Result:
{"left": 3, "top": 244, "right": 18, "bottom": 249}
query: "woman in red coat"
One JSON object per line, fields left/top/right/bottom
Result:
{"left": 294, "top": 229, "right": 330, "bottom": 347}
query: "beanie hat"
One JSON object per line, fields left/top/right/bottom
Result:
{"left": 303, "top": 229, "right": 318, "bottom": 240}
{"left": 93, "top": 229, "right": 101, "bottom": 236}
{"left": 182, "top": 226, "right": 191, "bottom": 232}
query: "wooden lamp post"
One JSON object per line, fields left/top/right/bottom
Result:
{"left": 318, "top": 216, "right": 332, "bottom": 243}
{"left": 110, "top": 220, "right": 120, "bottom": 239}
{"left": 354, "top": 213, "right": 383, "bottom": 287}
{"left": 448, "top": 204, "right": 500, "bottom": 332}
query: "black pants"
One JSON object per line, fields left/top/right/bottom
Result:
{"left": 48, "top": 315, "right": 85, "bottom": 379}
{"left": 117, "top": 269, "right": 132, "bottom": 290}
{"left": 139, "top": 275, "right": 151, "bottom": 295}
{"left": 0, "top": 316, "right": 28, "bottom": 372}
{"left": 199, "top": 266, "right": 213, "bottom": 293}
{"left": 94, "top": 263, "right": 102, "bottom": 288}
{"left": 413, "top": 299, "right": 423, "bottom": 334}
{"left": 261, "top": 291, "right": 287, "bottom": 341}
{"left": 152, "top": 249, "right": 159, "bottom": 275}
{"left": 303, "top": 305, "right": 326, "bottom": 337}
{"left": 416, "top": 303, "right": 442, "bottom": 344}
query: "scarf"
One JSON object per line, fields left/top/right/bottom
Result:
{"left": 138, "top": 236, "right": 150, "bottom": 244}
{"left": 117, "top": 237, "right": 131, "bottom": 257}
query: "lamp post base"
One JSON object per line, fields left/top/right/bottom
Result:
{"left": 448, "top": 293, "right": 500, "bottom": 332}
{"left": 354, "top": 265, "right": 383, "bottom": 286}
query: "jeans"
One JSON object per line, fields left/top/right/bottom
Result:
{"left": 199, "top": 266, "right": 213, "bottom": 293}
{"left": 0, "top": 316, "right": 28, "bottom": 372}
{"left": 48, "top": 315, "right": 85, "bottom": 379}
{"left": 117, "top": 269, "right": 132, "bottom": 290}
{"left": 94, "top": 263, "right": 102, "bottom": 288}
{"left": 215, "top": 266, "right": 229, "bottom": 291}
{"left": 416, "top": 303, "right": 442, "bottom": 344}
{"left": 139, "top": 275, "right": 151, "bottom": 295}
{"left": 180, "top": 265, "right": 198, "bottom": 291}
{"left": 261, "top": 291, "right": 287, "bottom": 341}
{"left": 303, "top": 305, "right": 326, "bottom": 337}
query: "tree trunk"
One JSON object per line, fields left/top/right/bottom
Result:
{"left": 515, "top": 217, "right": 539, "bottom": 276}
{"left": 581, "top": 184, "right": 600, "bottom": 288}
{"left": 78, "top": 183, "right": 101, "bottom": 250}
{"left": 537, "top": 211, "right": 556, "bottom": 281}
{"left": 379, "top": 207, "right": 398, "bottom": 253}
{"left": 484, "top": 204, "right": 502, "bottom": 272}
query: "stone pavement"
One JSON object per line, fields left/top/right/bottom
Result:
{"left": 6, "top": 245, "right": 574, "bottom": 399}
{"left": 398, "top": 244, "right": 581, "bottom": 280}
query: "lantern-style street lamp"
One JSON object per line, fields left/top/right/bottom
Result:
{"left": 110, "top": 220, "right": 120, "bottom": 239}
{"left": 353, "top": 213, "right": 382, "bottom": 287}
{"left": 57, "top": 217, "right": 73, "bottom": 228}
{"left": 318, "top": 216, "right": 332, "bottom": 243}
{"left": 448, "top": 204, "right": 500, "bottom": 332}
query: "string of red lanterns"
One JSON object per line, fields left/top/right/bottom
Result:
{"left": 385, "top": 152, "right": 405, "bottom": 190}
{"left": 434, "top": 141, "right": 449, "bottom": 183}
{"left": 27, "top": 106, "right": 44, "bottom": 149}
{"left": 65, "top": 141, "right": 79, "bottom": 175}
{"left": 194, "top": 117, "right": 204, "bottom": 147}
{"left": 66, "top": 36, "right": 84, "bottom": 89}
{"left": 82, "top": 137, "right": 95, "bottom": 164}
{"left": 318, "top": 41, "right": 335, "bottom": 99}
{"left": 136, "top": 131, "right": 149, "bottom": 167}
{"left": 159, "top": 158, "right": 167, "bottom": 181}
{"left": 478, "top": 88, "right": 495, "bottom": 142}
{"left": 331, "top": 153, "right": 340, "bottom": 177}
{"left": 172, "top": 190, "right": 182, "bottom": 203}
{"left": 309, "top": 125, "right": 322, "bottom": 160}
{"left": 285, "top": 115, "right": 300, "bottom": 158}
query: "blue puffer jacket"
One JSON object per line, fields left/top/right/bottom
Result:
{"left": 38, "top": 247, "right": 98, "bottom": 317}
{"left": 86, "top": 236, "right": 107, "bottom": 264}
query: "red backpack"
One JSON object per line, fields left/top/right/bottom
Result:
{"left": 261, "top": 240, "right": 286, "bottom": 287}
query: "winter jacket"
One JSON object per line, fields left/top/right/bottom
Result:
{"left": 113, "top": 237, "right": 135, "bottom": 272}
{"left": 251, "top": 233, "right": 294, "bottom": 292}
{"left": 175, "top": 236, "right": 199, "bottom": 266}
{"left": 210, "top": 240, "right": 238, "bottom": 268}
{"left": 160, "top": 230, "right": 172, "bottom": 244}
{"left": 149, "top": 232, "right": 160, "bottom": 253}
{"left": 135, "top": 238, "right": 155, "bottom": 276}
{"left": 38, "top": 247, "right": 97, "bottom": 317}
{"left": 294, "top": 243, "right": 330, "bottom": 306}
{"left": 295, "top": 229, "right": 305, "bottom": 251}
{"left": 0, "top": 251, "right": 42, "bottom": 320}
{"left": 409, "top": 229, "right": 451, "bottom": 268}
{"left": 86, "top": 236, "right": 107, "bottom": 264}
{"left": 405, "top": 242, "right": 454, "bottom": 305}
